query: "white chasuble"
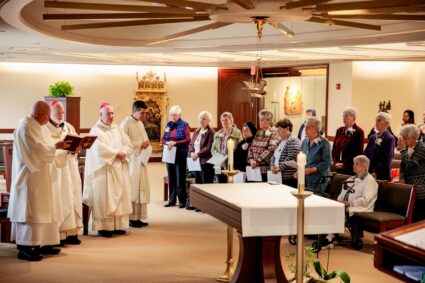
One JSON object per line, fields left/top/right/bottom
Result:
{"left": 83, "top": 120, "right": 133, "bottom": 229}
{"left": 47, "top": 121, "right": 83, "bottom": 233}
{"left": 8, "top": 116, "right": 63, "bottom": 224}
{"left": 120, "top": 116, "right": 151, "bottom": 205}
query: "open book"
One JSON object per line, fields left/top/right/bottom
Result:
{"left": 64, "top": 134, "right": 97, "bottom": 152}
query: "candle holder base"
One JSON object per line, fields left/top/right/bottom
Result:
{"left": 222, "top": 169, "right": 239, "bottom": 183}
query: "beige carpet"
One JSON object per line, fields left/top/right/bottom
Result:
{"left": 0, "top": 163, "right": 402, "bottom": 283}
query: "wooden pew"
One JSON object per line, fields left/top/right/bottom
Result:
{"left": 0, "top": 142, "right": 12, "bottom": 242}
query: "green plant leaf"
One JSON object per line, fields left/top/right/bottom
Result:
{"left": 323, "top": 270, "right": 337, "bottom": 280}
{"left": 313, "top": 259, "right": 324, "bottom": 278}
{"left": 336, "top": 271, "right": 350, "bottom": 283}
{"left": 48, "top": 81, "right": 74, "bottom": 97}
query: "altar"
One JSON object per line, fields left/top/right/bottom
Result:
{"left": 190, "top": 183, "right": 345, "bottom": 283}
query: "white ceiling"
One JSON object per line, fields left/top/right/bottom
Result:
{"left": 1, "top": 0, "right": 425, "bottom": 67}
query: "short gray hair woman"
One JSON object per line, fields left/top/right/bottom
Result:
{"left": 376, "top": 112, "right": 392, "bottom": 127}
{"left": 399, "top": 124, "right": 425, "bottom": 222}
{"left": 169, "top": 105, "right": 182, "bottom": 116}
{"left": 353, "top": 155, "right": 370, "bottom": 172}
{"left": 198, "top": 111, "right": 212, "bottom": 122}
{"left": 258, "top": 109, "right": 273, "bottom": 124}
{"left": 305, "top": 116, "right": 321, "bottom": 132}
{"left": 220, "top": 112, "right": 233, "bottom": 122}
{"left": 343, "top": 107, "right": 357, "bottom": 119}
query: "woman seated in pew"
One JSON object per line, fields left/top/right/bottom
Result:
{"left": 270, "top": 118, "right": 300, "bottom": 188}
{"left": 332, "top": 155, "right": 378, "bottom": 245}
{"left": 398, "top": 124, "right": 425, "bottom": 222}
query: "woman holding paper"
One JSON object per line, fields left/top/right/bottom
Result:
{"left": 270, "top": 119, "right": 301, "bottom": 188}
{"left": 188, "top": 111, "right": 216, "bottom": 185}
{"left": 162, "top": 105, "right": 191, "bottom": 208}
{"left": 300, "top": 117, "right": 331, "bottom": 193}
{"left": 211, "top": 112, "right": 242, "bottom": 183}
{"left": 247, "top": 109, "right": 280, "bottom": 182}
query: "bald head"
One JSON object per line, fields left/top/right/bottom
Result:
{"left": 50, "top": 101, "right": 65, "bottom": 125}
{"left": 31, "top": 101, "right": 50, "bottom": 125}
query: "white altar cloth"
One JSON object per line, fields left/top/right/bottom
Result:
{"left": 193, "top": 183, "right": 345, "bottom": 237}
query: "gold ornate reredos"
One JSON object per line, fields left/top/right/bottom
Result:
{"left": 136, "top": 70, "right": 167, "bottom": 94}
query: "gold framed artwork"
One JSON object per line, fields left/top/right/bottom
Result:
{"left": 283, "top": 86, "right": 303, "bottom": 115}
{"left": 135, "top": 71, "right": 168, "bottom": 153}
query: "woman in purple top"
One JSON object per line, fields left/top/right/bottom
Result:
{"left": 162, "top": 105, "right": 191, "bottom": 208}
{"left": 364, "top": 112, "right": 395, "bottom": 181}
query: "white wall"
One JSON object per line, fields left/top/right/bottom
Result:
{"left": 352, "top": 61, "right": 425, "bottom": 135}
{"left": 328, "top": 62, "right": 353, "bottom": 136}
{"left": 0, "top": 63, "right": 218, "bottom": 137}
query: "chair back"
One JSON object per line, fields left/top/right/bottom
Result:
{"left": 2, "top": 144, "right": 13, "bottom": 193}
{"left": 326, "top": 173, "right": 351, "bottom": 200}
{"left": 377, "top": 182, "right": 416, "bottom": 224}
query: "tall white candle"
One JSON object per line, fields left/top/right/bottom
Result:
{"left": 297, "top": 152, "right": 306, "bottom": 191}
{"left": 227, "top": 138, "right": 234, "bottom": 167}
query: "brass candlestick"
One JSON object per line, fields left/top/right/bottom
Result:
{"left": 217, "top": 165, "right": 239, "bottom": 283}
{"left": 291, "top": 186, "right": 312, "bottom": 283}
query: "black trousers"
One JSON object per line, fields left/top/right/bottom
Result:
{"left": 195, "top": 163, "right": 215, "bottom": 184}
{"left": 166, "top": 152, "right": 187, "bottom": 206}
{"left": 282, "top": 178, "right": 297, "bottom": 188}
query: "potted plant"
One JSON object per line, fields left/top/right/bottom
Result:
{"left": 286, "top": 246, "right": 350, "bottom": 283}
{"left": 48, "top": 81, "right": 74, "bottom": 97}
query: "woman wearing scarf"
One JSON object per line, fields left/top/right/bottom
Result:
{"left": 162, "top": 105, "right": 190, "bottom": 208}
{"left": 211, "top": 112, "right": 242, "bottom": 183}
{"left": 234, "top": 122, "right": 257, "bottom": 172}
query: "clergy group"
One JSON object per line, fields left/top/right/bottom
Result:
{"left": 7, "top": 100, "right": 151, "bottom": 261}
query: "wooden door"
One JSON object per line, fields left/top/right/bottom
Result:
{"left": 218, "top": 69, "right": 264, "bottom": 129}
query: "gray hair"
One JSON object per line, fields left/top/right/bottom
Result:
{"left": 198, "top": 110, "right": 212, "bottom": 122}
{"left": 400, "top": 124, "right": 420, "bottom": 139}
{"left": 169, "top": 105, "right": 182, "bottom": 115}
{"left": 353, "top": 155, "right": 370, "bottom": 171}
{"left": 258, "top": 109, "right": 273, "bottom": 121}
{"left": 343, "top": 106, "right": 357, "bottom": 119}
{"left": 305, "top": 116, "right": 321, "bottom": 132}
{"left": 376, "top": 112, "right": 392, "bottom": 125}
{"left": 220, "top": 112, "right": 233, "bottom": 121}
{"left": 99, "top": 104, "right": 113, "bottom": 114}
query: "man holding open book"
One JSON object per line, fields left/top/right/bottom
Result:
{"left": 46, "top": 100, "right": 83, "bottom": 246}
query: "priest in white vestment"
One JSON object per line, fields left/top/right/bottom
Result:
{"left": 8, "top": 101, "right": 70, "bottom": 261}
{"left": 83, "top": 102, "right": 133, "bottom": 238}
{"left": 120, "top": 100, "right": 151, "bottom": 228}
{"left": 46, "top": 101, "right": 83, "bottom": 245}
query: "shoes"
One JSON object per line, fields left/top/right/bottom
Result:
{"left": 139, "top": 221, "right": 149, "bottom": 227}
{"left": 195, "top": 208, "right": 203, "bottom": 212}
{"left": 18, "top": 249, "right": 43, "bottom": 261}
{"left": 98, "top": 230, "right": 113, "bottom": 238}
{"left": 178, "top": 203, "right": 186, "bottom": 209}
{"left": 40, "top": 246, "right": 61, "bottom": 255}
{"left": 129, "top": 220, "right": 148, "bottom": 228}
{"left": 112, "top": 230, "right": 126, "bottom": 235}
{"left": 65, "top": 235, "right": 81, "bottom": 245}
{"left": 164, "top": 203, "right": 176, "bottom": 207}
{"left": 186, "top": 206, "right": 196, "bottom": 211}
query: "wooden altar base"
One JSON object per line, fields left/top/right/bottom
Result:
{"left": 233, "top": 235, "right": 287, "bottom": 283}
